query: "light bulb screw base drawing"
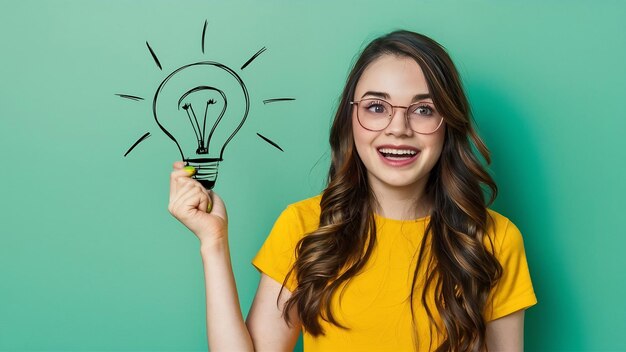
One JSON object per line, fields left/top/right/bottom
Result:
{"left": 185, "top": 157, "right": 221, "bottom": 190}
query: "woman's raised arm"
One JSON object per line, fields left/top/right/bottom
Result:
{"left": 168, "top": 161, "right": 300, "bottom": 351}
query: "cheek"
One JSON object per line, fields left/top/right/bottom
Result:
{"left": 352, "top": 116, "right": 378, "bottom": 152}
{"left": 430, "top": 121, "right": 446, "bottom": 144}
{"left": 351, "top": 114, "right": 367, "bottom": 149}
{"left": 433, "top": 128, "right": 446, "bottom": 151}
{"left": 424, "top": 128, "right": 446, "bottom": 160}
{"left": 351, "top": 110, "right": 360, "bottom": 137}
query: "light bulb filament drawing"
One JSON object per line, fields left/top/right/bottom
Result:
{"left": 178, "top": 86, "right": 227, "bottom": 155}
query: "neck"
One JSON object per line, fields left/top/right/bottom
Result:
{"left": 370, "top": 177, "right": 432, "bottom": 221}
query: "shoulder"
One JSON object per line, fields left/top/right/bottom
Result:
{"left": 485, "top": 209, "right": 525, "bottom": 253}
{"left": 253, "top": 194, "right": 322, "bottom": 292}
{"left": 486, "top": 208, "right": 513, "bottom": 229}
{"left": 286, "top": 194, "right": 322, "bottom": 217}
{"left": 268, "top": 194, "right": 322, "bottom": 240}
{"left": 483, "top": 210, "right": 537, "bottom": 320}
{"left": 280, "top": 194, "right": 322, "bottom": 232}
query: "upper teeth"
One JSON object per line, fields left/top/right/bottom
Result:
{"left": 378, "top": 148, "right": 417, "bottom": 155}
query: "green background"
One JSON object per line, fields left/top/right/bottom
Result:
{"left": 1, "top": 0, "right": 625, "bottom": 351}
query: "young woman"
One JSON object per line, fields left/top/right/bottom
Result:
{"left": 168, "top": 30, "right": 537, "bottom": 351}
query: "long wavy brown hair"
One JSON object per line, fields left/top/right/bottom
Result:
{"left": 281, "top": 30, "right": 502, "bottom": 351}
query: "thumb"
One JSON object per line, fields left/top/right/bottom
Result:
{"left": 208, "top": 191, "right": 228, "bottom": 223}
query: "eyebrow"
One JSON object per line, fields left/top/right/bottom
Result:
{"left": 360, "top": 91, "right": 431, "bottom": 102}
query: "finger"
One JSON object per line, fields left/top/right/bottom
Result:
{"left": 179, "top": 187, "right": 206, "bottom": 211}
{"left": 170, "top": 178, "right": 200, "bottom": 208}
{"left": 176, "top": 174, "right": 202, "bottom": 190}
{"left": 176, "top": 177, "right": 203, "bottom": 197}
{"left": 173, "top": 161, "right": 186, "bottom": 170}
{"left": 208, "top": 191, "right": 228, "bottom": 222}
{"left": 198, "top": 186, "right": 211, "bottom": 213}
{"left": 170, "top": 165, "right": 196, "bottom": 199}
{"left": 200, "top": 192, "right": 210, "bottom": 214}
{"left": 172, "top": 183, "right": 207, "bottom": 215}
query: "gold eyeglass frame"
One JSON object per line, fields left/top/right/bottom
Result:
{"left": 350, "top": 99, "right": 444, "bottom": 135}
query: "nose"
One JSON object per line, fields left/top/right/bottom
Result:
{"left": 384, "top": 107, "right": 413, "bottom": 137}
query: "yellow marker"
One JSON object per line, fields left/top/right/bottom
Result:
{"left": 206, "top": 199, "right": 213, "bottom": 213}
{"left": 184, "top": 166, "right": 196, "bottom": 176}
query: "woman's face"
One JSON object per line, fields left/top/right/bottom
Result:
{"left": 351, "top": 54, "right": 446, "bottom": 195}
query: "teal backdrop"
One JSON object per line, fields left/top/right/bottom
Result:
{"left": 1, "top": 1, "right": 625, "bottom": 351}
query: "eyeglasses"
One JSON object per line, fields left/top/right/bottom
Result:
{"left": 350, "top": 98, "right": 444, "bottom": 134}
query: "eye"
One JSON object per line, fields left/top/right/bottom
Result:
{"left": 364, "top": 100, "right": 389, "bottom": 114}
{"left": 410, "top": 103, "right": 435, "bottom": 116}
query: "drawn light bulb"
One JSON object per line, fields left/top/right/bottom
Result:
{"left": 153, "top": 62, "right": 249, "bottom": 189}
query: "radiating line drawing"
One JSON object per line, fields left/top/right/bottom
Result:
{"left": 256, "top": 133, "right": 284, "bottom": 152}
{"left": 124, "top": 132, "right": 151, "bottom": 157}
{"left": 115, "top": 94, "right": 145, "bottom": 101}
{"left": 146, "top": 42, "right": 162, "bottom": 70}
{"left": 241, "top": 47, "right": 266, "bottom": 70}
{"left": 263, "top": 98, "right": 295, "bottom": 104}
{"left": 201, "top": 20, "right": 208, "bottom": 54}
{"left": 118, "top": 20, "right": 295, "bottom": 189}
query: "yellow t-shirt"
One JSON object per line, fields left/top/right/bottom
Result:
{"left": 252, "top": 195, "right": 537, "bottom": 351}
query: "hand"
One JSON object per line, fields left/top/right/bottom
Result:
{"left": 168, "top": 161, "right": 228, "bottom": 244}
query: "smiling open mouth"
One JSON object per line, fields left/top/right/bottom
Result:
{"left": 378, "top": 147, "right": 419, "bottom": 160}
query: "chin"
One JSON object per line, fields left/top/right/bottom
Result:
{"left": 375, "top": 173, "right": 428, "bottom": 190}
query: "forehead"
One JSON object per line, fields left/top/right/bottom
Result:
{"left": 354, "top": 54, "right": 429, "bottom": 100}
